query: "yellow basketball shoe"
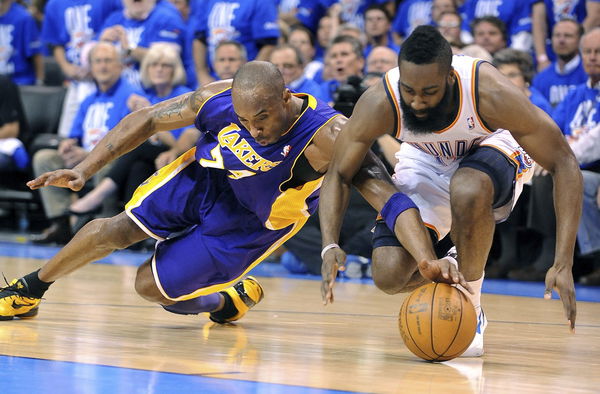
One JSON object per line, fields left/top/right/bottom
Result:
{"left": 0, "top": 278, "right": 41, "bottom": 320}
{"left": 209, "top": 276, "right": 264, "bottom": 324}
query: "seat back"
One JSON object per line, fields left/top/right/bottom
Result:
{"left": 18, "top": 85, "right": 66, "bottom": 139}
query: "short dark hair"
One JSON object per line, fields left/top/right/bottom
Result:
{"left": 492, "top": 48, "right": 534, "bottom": 84}
{"left": 398, "top": 25, "right": 453, "bottom": 72}
{"left": 289, "top": 24, "right": 316, "bottom": 48}
{"left": 471, "top": 16, "right": 507, "bottom": 42}
{"left": 329, "top": 34, "right": 364, "bottom": 59}
{"left": 554, "top": 16, "right": 585, "bottom": 38}
{"left": 364, "top": 4, "right": 393, "bottom": 23}
{"left": 215, "top": 40, "right": 247, "bottom": 62}
{"left": 271, "top": 44, "right": 304, "bottom": 66}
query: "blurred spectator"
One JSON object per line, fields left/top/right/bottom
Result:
{"left": 288, "top": 25, "right": 323, "bottom": 81}
{"left": 99, "top": 0, "right": 186, "bottom": 89}
{"left": 437, "top": 11, "right": 465, "bottom": 48}
{"left": 431, "top": 0, "right": 456, "bottom": 23}
{"left": 472, "top": 16, "right": 508, "bottom": 56}
{"left": 363, "top": 4, "right": 399, "bottom": 57}
{"left": 532, "top": 18, "right": 587, "bottom": 107}
{"left": 269, "top": 44, "right": 325, "bottom": 100}
{"left": 68, "top": 42, "right": 192, "bottom": 217}
{"left": 366, "top": 45, "right": 397, "bottom": 73}
{"left": 42, "top": 0, "right": 122, "bottom": 137}
{"left": 320, "top": 35, "right": 365, "bottom": 104}
{"left": 485, "top": 48, "right": 551, "bottom": 278}
{"left": 315, "top": 13, "right": 335, "bottom": 60}
{"left": 532, "top": 0, "right": 600, "bottom": 70}
{"left": 493, "top": 48, "right": 553, "bottom": 114}
{"left": 0, "top": 0, "right": 43, "bottom": 85}
{"left": 392, "top": 0, "right": 433, "bottom": 42}
{"left": 459, "top": 43, "right": 493, "bottom": 61}
{"left": 508, "top": 28, "right": 600, "bottom": 281}
{"left": 30, "top": 42, "right": 140, "bottom": 244}
{"left": 321, "top": 0, "right": 392, "bottom": 31}
{"left": 191, "top": 0, "right": 279, "bottom": 86}
{"left": 167, "top": 0, "right": 198, "bottom": 89}
{"left": 0, "top": 75, "right": 29, "bottom": 179}
{"left": 462, "top": 0, "right": 532, "bottom": 52}
{"left": 212, "top": 40, "right": 247, "bottom": 80}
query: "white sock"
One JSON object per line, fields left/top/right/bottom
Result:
{"left": 458, "top": 274, "right": 483, "bottom": 316}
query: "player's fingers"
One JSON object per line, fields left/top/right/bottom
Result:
{"left": 544, "top": 272, "right": 555, "bottom": 300}
{"left": 559, "top": 288, "right": 576, "bottom": 332}
{"left": 458, "top": 273, "right": 474, "bottom": 294}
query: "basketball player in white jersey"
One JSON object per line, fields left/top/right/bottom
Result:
{"left": 319, "top": 26, "right": 581, "bottom": 356}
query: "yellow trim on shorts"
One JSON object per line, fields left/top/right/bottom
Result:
{"left": 163, "top": 216, "right": 310, "bottom": 301}
{"left": 125, "top": 147, "right": 198, "bottom": 240}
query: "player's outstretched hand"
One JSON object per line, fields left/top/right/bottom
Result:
{"left": 544, "top": 265, "right": 576, "bottom": 332}
{"left": 27, "top": 169, "right": 86, "bottom": 191}
{"left": 321, "top": 247, "right": 347, "bottom": 305}
{"left": 417, "top": 259, "right": 473, "bottom": 294}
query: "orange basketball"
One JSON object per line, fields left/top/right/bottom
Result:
{"left": 398, "top": 282, "right": 477, "bottom": 362}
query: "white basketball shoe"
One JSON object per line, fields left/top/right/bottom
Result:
{"left": 461, "top": 308, "right": 487, "bottom": 357}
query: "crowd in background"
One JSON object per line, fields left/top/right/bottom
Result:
{"left": 0, "top": 0, "right": 599, "bottom": 284}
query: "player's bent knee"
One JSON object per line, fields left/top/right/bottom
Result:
{"left": 451, "top": 170, "right": 493, "bottom": 212}
{"left": 371, "top": 247, "right": 416, "bottom": 294}
{"left": 134, "top": 260, "right": 167, "bottom": 303}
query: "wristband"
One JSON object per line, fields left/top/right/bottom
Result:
{"left": 380, "top": 192, "right": 418, "bottom": 232}
{"left": 321, "top": 243, "right": 340, "bottom": 259}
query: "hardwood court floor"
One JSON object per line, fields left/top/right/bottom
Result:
{"left": 0, "top": 257, "right": 599, "bottom": 393}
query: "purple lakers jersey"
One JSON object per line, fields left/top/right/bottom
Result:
{"left": 194, "top": 88, "right": 340, "bottom": 230}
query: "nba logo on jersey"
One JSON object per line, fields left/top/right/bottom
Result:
{"left": 467, "top": 117, "right": 475, "bottom": 130}
{"left": 281, "top": 145, "right": 292, "bottom": 157}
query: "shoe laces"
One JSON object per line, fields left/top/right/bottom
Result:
{"left": 0, "top": 274, "right": 38, "bottom": 300}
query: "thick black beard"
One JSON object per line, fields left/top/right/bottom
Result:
{"left": 398, "top": 81, "right": 457, "bottom": 134}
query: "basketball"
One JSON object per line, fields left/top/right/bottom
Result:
{"left": 398, "top": 283, "right": 477, "bottom": 362}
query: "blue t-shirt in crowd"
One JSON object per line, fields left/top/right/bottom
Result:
{"left": 100, "top": 5, "right": 186, "bottom": 88}
{"left": 42, "top": 0, "right": 122, "bottom": 66}
{"left": 294, "top": 0, "right": 327, "bottom": 32}
{"left": 462, "top": 0, "right": 532, "bottom": 45}
{"left": 552, "top": 80, "right": 600, "bottom": 169}
{"left": 143, "top": 84, "right": 192, "bottom": 139}
{"left": 69, "top": 77, "right": 141, "bottom": 151}
{"left": 532, "top": 55, "right": 588, "bottom": 107}
{"left": 392, "top": 0, "right": 433, "bottom": 38}
{"left": 0, "top": 2, "right": 42, "bottom": 85}
{"left": 532, "top": 0, "right": 600, "bottom": 60}
{"left": 529, "top": 86, "right": 553, "bottom": 115}
{"left": 320, "top": 0, "right": 389, "bottom": 30}
{"left": 290, "top": 78, "right": 326, "bottom": 102}
{"left": 194, "top": 0, "right": 280, "bottom": 70}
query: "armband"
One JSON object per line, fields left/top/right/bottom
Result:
{"left": 321, "top": 243, "right": 340, "bottom": 259}
{"left": 380, "top": 192, "right": 418, "bottom": 231}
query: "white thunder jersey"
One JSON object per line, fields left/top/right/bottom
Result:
{"left": 382, "top": 55, "right": 533, "bottom": 239}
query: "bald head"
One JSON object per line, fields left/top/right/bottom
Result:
{"left": 232, "top": 61, "right": 285, "bottom": 103}
{"left": 581, "top": 28, "right": 600, "bottom": 81}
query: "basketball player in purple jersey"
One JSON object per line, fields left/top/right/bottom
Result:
{"left": 320, "top": 26, "right": 581, "bottom": 356}
{"left": 0, "top": 62, "right": 470, "bottom": 324}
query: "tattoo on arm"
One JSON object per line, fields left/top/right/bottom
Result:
{"left": 155, "top": 94, "right": 192, "bottom": 121}
{"left": 106, "top": 142, "right": 114, "bottom": 152}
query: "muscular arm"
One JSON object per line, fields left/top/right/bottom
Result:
{"left": 316, "top": 81, "right": 437, "bottom": 263}
{"left": 28, "top": 81, "right": 230, "bottom": 189}
{"left": 478, "top": 62, "right": 582, "bottom": 265}
{"left": 478, "top": 63, "right": 580, "bottom": 326}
